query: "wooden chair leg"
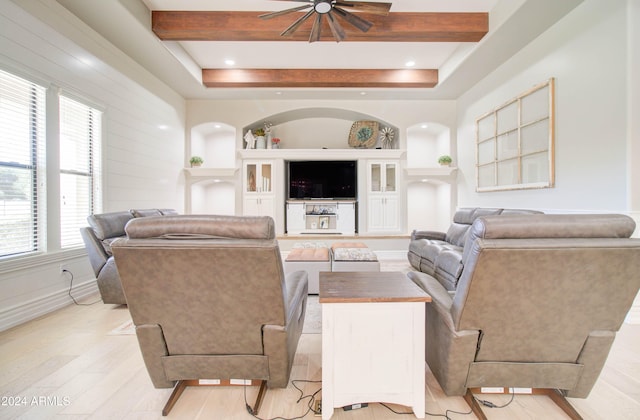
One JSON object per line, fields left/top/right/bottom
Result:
{"left": 161, "top": 379, "right": 267, "bottom": 416}
{"left": 463, "top": 389, "right": 488, "bottom": 420}
{"left": 248, "top": 380, "right": 268, "bottom": 415}
{"left": 463, "top": 388, "right": 583, "bottom": 420}
{"left": 543, "top": 389, "right": 583, "bottom": 420}
{"left": 162, "top": 380, "right": 189, "bottom": 416}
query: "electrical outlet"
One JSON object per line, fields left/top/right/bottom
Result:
{"left": 313, "top": 400, "right": 321, "bottom": 416}
{"left": 60, "top": 264, "right": 69, "bottom": 274}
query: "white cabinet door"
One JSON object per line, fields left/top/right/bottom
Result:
{"left": 336, "top": 202, "right": 356, "bottom": 234}
{"left": 244, "top": 161, "right": 274, "bottom": 194}
{"left": 368, "top": 161, "right": 398, "bottom": 194}
{"left": 243, "top": 160, "right": 275, "bottom": 218}
{"left": 367, "top": 160, "right": 400, "bottom": 233}
{"left": 244, "top": 197, "right": 274, "bottom": 218}
{"left": 286, "top": 202, "right": 305, "bottom": 233}
{"left": 382, "top": 196, "right": 399, "bottom": 231}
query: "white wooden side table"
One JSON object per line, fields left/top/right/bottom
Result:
{"left": 319, "top": 271, "right": 431, "bottom": 419}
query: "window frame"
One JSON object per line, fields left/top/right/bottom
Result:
{"left": 58, "top": 92, "right": 103, "bottom": 249}
{"left": 0, "top": 69, "right": 47, "bottom": 259}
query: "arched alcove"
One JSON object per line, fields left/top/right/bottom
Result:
{"left": 406, "top": 122, "right": 451, "bottom": 168}
{"left": 407, "top": 180, "right": 452, "bottom": 232}
{"left": 187, "top": 122, "right": 238, "bottom": 215}
{"left": 190, "top": 179, "right": 236, "bottom": 215}
{"left": 190, "top": 122, "right": 236, "bottom": 168}
{"left": 244, "top": 107, "right": 400, "bottom": 150}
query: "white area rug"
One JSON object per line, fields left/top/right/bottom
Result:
{"left": 302, "top": 295, "right": 321, "bottom": 334}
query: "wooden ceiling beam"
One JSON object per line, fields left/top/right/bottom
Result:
{"left": 152, "top": 11, "right": 488, "bottom": 42}
{"left": 201, "top": 68, "right": 438, "bottom": 88}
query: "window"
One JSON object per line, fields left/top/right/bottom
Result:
{"left": 0, "top": 69, "right": 46, "bottom": 258}
{"left": 476, "top": 78, "right": 555, "bottom": 192}
{"left": 59, "top": 95, "right": 102, "bottom": 248}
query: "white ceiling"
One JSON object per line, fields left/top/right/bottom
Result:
{"left": 55, "top": 0, "right": 583, "bottom": 100}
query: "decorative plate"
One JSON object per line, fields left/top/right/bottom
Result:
{"left": 348, "top": 120, "right": 379, "bottom": 148}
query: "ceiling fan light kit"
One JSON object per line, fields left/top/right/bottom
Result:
{"left": 260, "top": 0, "right": 392, "bottom": 43}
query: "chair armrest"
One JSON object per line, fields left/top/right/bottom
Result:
{"left": 409, "top": 271, "right": 452, "bottom": 307}
{"left": 411, "top": 229, "right": 447, "bottom": 241}
{"left": 284, "top": 270, "right": 309, "bottom": 327}
{"left": 80, "top": 227, "right": 109, "bottom": 276}
{"left": 407, "top": 271, "right": 460, "bottom": 331}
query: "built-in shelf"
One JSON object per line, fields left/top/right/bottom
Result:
{"left": 238, "top": 148, "right": 406, "bottom": 160}
{"left": 184, "top": 167, "right": 238, "bottom": 179}
{"left": 404, "top": 166, "right": 457, "bottom": 178}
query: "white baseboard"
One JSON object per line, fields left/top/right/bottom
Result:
{"left": 0, "top": 279, "right": 99, "bottom": 332}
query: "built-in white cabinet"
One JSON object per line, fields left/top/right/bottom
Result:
{"left": 243, "top": 160, "right": 276, "bottom": 218}
{"left": 367, "top": 161, "right": 400, "bottom": 232}
{"left": 286, "top": 200, "right": 356, "bottom": 235}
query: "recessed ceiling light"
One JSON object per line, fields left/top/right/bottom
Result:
{"left": 224, "top": 59, "right": 235, "bottom": 66}
{"left": 421, "top": 124, "right": 429, "bottom": 129}
{"left": 158, "top": 124, "right": 168, "bottom": 130}
{"left": 275, "top": 91, "right": 282, "bottom": 95}
{"left": 405, "top": 60, "right": 416, "bottom": 67}
{"left": 214, "top": 124, "right": 221, "bottom": 129}
{"left": 360, "top": 92, "right": 367, "bottom": 96}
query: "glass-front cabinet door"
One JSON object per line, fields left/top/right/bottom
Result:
{"left": 245, "top": 161, "right": 273, "bottom": 194}
{"left": 368, "top": 161, "right": 397, "bottom": 193}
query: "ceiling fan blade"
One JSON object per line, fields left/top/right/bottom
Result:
{"left": 259, "top": 5, "right": 311, "bottom": 20}
{"left": 326, "top": 12, "right": 346, "bottom": 42}
{"left": 281, "top": 9, "right": 315, "bottom": 36}
{"left": 335, "top": 1, "right": 392, "bottom": 15}
{"left": 309, "top": 13, "right": 323, "bottom": 43}
{"left": 332, "top": 6, "right": 373, "bottom": 32}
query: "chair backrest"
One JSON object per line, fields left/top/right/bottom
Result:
{"left": 112, "top": 215, "right": 287, "bottom": 356}
{"left": 452, "top": 214, "right": 640, "bottom": 363}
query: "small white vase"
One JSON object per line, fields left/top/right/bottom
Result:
{"left": 256, "top": 136, "right": 266, "bottom": 149}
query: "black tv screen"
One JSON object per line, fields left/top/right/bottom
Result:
{"left": 288, "top": 160, "right": 357, "bottom": 199}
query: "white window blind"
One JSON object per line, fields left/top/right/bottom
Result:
{"left": 0, "top": 69, "right": 46, "bottom": 258}
{"left": 59, "top": 95, "right": 102, "bottom": 248}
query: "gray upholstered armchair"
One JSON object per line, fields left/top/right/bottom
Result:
{"left": 80, "top": 209, "right": 178, "bottom": 304}
{"left": 408, "top": 214, "right": 640, "bottom": 419}
{"left": 111, "top": 215, "right": 308, "bottom": 416}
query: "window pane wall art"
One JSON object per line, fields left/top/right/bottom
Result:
{"left": 475, "top": 78, "right": 555, "bottom": 192}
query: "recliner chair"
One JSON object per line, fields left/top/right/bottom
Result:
{"left": 111, "top": 215, "right": 308, "bottom": 416}
{"left": 80, "top": 208, "right": 178, "bottom": 304}
{"left": 408, "top": 214, "right": 640, "bottom": 419}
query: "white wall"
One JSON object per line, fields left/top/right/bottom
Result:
{"left": 456, "top": 0, "right": 640, "bottom": 323}
{"left": 0, "top": 0, "right": 186, "bottom": 331}
{"left": 457, "top": 0, "right": 630, "bottom": 214}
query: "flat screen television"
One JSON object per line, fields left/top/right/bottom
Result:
{"left": 288, "top": 160, "right": 357, "bottom": 199}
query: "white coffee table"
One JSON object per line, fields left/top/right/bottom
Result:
{"left": 319, "top": 271, "right": 431, "bottom": 419}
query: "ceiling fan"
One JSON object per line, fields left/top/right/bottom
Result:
{"left": 259, "top": 0, "right": 392, "bottom": 43}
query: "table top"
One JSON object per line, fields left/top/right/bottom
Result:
{"left": 319, "top": 271, "right": 432, "bottom": 303}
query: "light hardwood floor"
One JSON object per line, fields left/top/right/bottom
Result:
{"left": 1, "top": 264, "right": 639, "bottom": 419}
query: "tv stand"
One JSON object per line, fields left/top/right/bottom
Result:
{"left": 286, "top": 200, "right": 356, "bottom": 235}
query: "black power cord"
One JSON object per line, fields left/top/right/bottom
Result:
{"left": 243, "top": 379, "right": 322, "bottom": 420}
{"left": 382, "top": 402, "right": 473, "bottom": 419}
{"left": 475, "top": 388, "right": 515, "bottom": 409}
{"left": 63, "top": 269, "right": 101, "bottom": 306}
